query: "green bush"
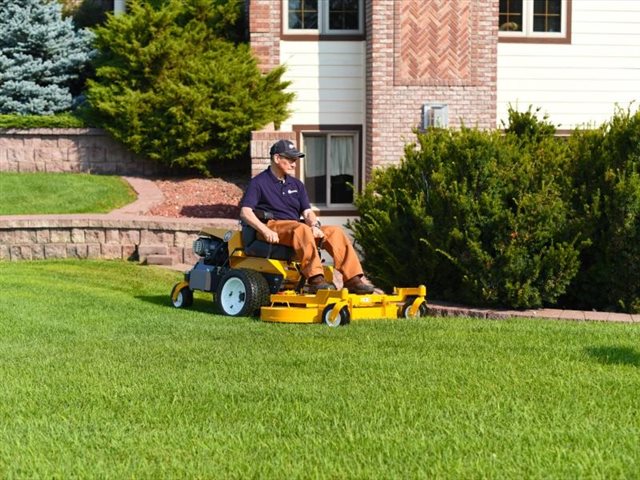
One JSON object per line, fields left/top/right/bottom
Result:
{"left": 351, "top": 109, "right": 579, "bottom": 309}
{"left": 85, "top": 0, "right": 293, "bottom": 175}
{"left": 59, "top": 0, "right": 112, "bottom": 29}
{"left": 0, "top": 113, "right": 87, "bottom": 129}
{"left": 564, "top": 106, "right": 640, "bottom": 313}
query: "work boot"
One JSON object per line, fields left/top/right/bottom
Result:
{"left": 305, "top": 274, "right": 336, "bottom": 293}
{"left": 343, "top": 275, "right": 375, "bottom": 295}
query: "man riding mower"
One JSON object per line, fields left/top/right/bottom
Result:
{"left": 170, "top": 223, "right": 427, "bottom": 326}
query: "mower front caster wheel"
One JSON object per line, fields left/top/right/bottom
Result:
{"left": 321, "top": 304, "right": 350, "bottom": 327}
{"left": 171, "top": 283, "right": 193, "bottom": 308}
{"left": 402, "top": 297, "right": 427, "bottom": 318}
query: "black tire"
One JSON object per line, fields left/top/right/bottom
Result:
{"left": 171, "top": 283, "right": 193, "bottom": 308}
{"left": 321, "top": 304, "right": 350, "bottom": 327}
{"left": 401, "top": 297, "right": 427, "bottom": 318}
{"left": 214, "top": 269, "right": 270, "bottom": 317}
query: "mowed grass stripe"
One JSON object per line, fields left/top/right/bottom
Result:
{"left": 0, "top": 172, "right": 135, "bottom": 215}
{"left": 0, "top": 260, "right": 639, "bottom": 478}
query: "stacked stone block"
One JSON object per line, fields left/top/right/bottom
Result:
{"left": 0, "top": 128, "right": 166, "bottom": 176}
{"left": 0, "top": 217, "right": 237, "bottom": 264}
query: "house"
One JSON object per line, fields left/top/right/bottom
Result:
{"left": 497, "top": 0, "right": 640, "bottom": 133}
{"left": 247, "top": 0, "right": 640, "bottom": 225}
{"left": 248, "top": 0, "right": 496, "bottom": 225}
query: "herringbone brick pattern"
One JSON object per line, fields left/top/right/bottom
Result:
{"left": 397, "top": 0, "right": 472, "bottom": 84}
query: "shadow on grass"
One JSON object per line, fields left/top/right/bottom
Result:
{"left": 136, "top": 295, "right": 215, "bottom": 315}
{"left": 585, "top": 346, "right": 640, "bottom": 367}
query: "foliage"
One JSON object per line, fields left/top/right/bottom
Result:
{"left": 59, "top": 0, "right": 113, "bottom": 28}
{"left": 564, "top": 106, "right": 640, "bottom": 313}
{"left": 351, "top": 108, "right": 579, "bottom": 309}
{"left": 0, "top": 113, "right": 87, "bottom": 128}
{"left": 85, "top": 0, "right": 293, "bottom": 175}
{"left": 0, "top": 0, "right": 95, "bottom": 115}
{"left": 1, "top": 260, "right": 640, "bottom": 478}
{"left": 0, "top": 173, "right": 136, "bottom": 215}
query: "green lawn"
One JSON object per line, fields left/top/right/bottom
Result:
{"left": 0, "top": 172, "right": 136, "bottom": 215}
{"left": 1, "top": 260, "right": 639, "bottom": 478}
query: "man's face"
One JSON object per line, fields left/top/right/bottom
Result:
{"left": 277, "top": 154, "right": 298, "bottom": 175}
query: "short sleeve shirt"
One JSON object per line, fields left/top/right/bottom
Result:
{"left": 240, "top": 167, "right": 311, "bottom": 221}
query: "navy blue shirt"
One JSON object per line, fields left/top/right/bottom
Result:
{"left": 241, "top": 168, "right": 311, "bottom": 220}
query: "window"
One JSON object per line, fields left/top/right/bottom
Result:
{"left": 301, "top": 132, "right": 359, "bottom": 207}
{"left": 499, "top": 0, "right": 570, "bottom": 42}
{"left": 284, "top": 0, "right": 363, "bottom": 36}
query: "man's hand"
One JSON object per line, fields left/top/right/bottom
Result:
{"left": 262, "top": 227, "right": 279, "bottom": 244}
{"left": 311, "top": 225, "right": 324, "bottom": 240}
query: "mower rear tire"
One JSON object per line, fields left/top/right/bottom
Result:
{"left": 171, "top": 283, "right": 193, "bottom": 308}
{"left": 215, "top": 269, "right": 270, "bottom": 317}
{"left": 401, "top": 297, "right": 427, "bottom": 318}
{"left": 321, "top": 304, "right": 350, "bottom": 327}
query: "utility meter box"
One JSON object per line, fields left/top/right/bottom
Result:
{"left": 422, "top": 103, "right": 449, "bottom": 129}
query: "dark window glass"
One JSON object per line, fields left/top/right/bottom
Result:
{"left": 289, "top": 0, "right": 318, "bottom": 29}
{"left": 303, "top": 134, "right": 356, "bottom": 206}
{"left": 499, "top": 0, "right": 523, "bottom": 31}
{"left": 328, "top": 0, "right": 359, "bottom": 31}
{"left": 533, "top": 0, "right": 562, "bottom": 32}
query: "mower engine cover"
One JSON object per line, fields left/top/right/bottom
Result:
{"left": 192, "top": 236, "right": 228, "bottom": 266}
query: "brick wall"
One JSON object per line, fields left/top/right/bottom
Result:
{"left": 0, "top": 216, "right": 237, "bottom": 264}
{"left": 248, "top": 0, "right": 281, "bottom": 72}
{"left": 366, "top": 0, "right": 497, "bottom": 176}
{"left": 0, "top": 128, "right": 166, "bottom": 176}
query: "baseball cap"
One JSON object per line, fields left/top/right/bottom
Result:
{"left": 270, "top": 139, "right": 305, "bottom": 159}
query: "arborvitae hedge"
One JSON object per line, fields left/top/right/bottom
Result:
{"left": 351, "top": 108, "right": 580, "bottom": 309}
{"left": 86, "top": 0, "right": 293, "bottom": 175}
{"left": 564, "top": 107, "right": 640, "bottom": 313}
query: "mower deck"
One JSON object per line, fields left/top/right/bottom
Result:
{"left": 261, "top": 285, "right": 427, "bottom": 326}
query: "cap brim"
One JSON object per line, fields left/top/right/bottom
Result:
{"left": 281, "top": 150, "right": 305, "bottom": 158}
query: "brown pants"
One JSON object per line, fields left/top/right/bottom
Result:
{"left": 264, "top": 220, "right": 363, "bottom": 281}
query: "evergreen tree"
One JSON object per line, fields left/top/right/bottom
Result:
{"left": 86, "top": 0, "right": 293, "bottom": 174}
{"left": 0, "top": 0, "right": 95, "bottom": 115}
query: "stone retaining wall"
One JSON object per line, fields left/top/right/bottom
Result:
{"left": 0, "top": 216, "right": 237, "bottom": 264}
{"left": 0, "top": 128, "right": 165, "bottom": 176}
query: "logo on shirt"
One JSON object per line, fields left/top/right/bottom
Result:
{"left": 287, "top": 189, "right": 298, "bottom": 194}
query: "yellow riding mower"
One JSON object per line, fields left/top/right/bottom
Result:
{"left": 170, "top": 224, "right": 427, "bottom": 327}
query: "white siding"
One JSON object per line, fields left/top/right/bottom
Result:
{"left": 279, "top": 41, "right": 366, "bottom": 127}
{"left": 497, "top": 0, "right": 640, "bottom": 130}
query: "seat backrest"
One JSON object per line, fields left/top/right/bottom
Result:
{"left": 241, "top": 224, "right": 295, "bottom": 261}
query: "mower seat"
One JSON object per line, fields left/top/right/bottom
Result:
{"left": 241, "top": 223, "right": 295, "bottom": 261}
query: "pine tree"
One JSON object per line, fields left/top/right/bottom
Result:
{"left": 0, "top": 0, "right": 95, "bottom": 115}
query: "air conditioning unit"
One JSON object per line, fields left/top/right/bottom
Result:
{"left": 422, "top": 103, "right": 449, "bottom": 129}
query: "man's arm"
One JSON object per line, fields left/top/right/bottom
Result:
{"left": 240, "top": 206, "right": 279, "bottom": 244}
{"left": 302, "top": 208, "right": 324, "bottom": 239}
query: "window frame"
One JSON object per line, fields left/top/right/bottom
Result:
{"left": 282, "top": 0, "right": 365, "bottom": 40}
{"left": 499, "top": 0, "right": 572, "bottom": 44}
{"left": 294, "top": 126, "right": 362, "bottom": 211}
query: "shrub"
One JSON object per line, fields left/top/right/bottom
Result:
{"left": 564, "top": 106, "right": 640, "bottom": 313}
{"left": 0, "top": 113, "right": 87, "bottom": 129}
{"left": 85, "top": 0, "right": 293, "bottom": 175}
{"left": 351, "top": 109, "right": 579, "bottom": 309}
{"left": 0, "top": 0, "right": 94, "bottom": 115}
{"left": 59, "top": 0, "right": 112, "bottom": 29}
